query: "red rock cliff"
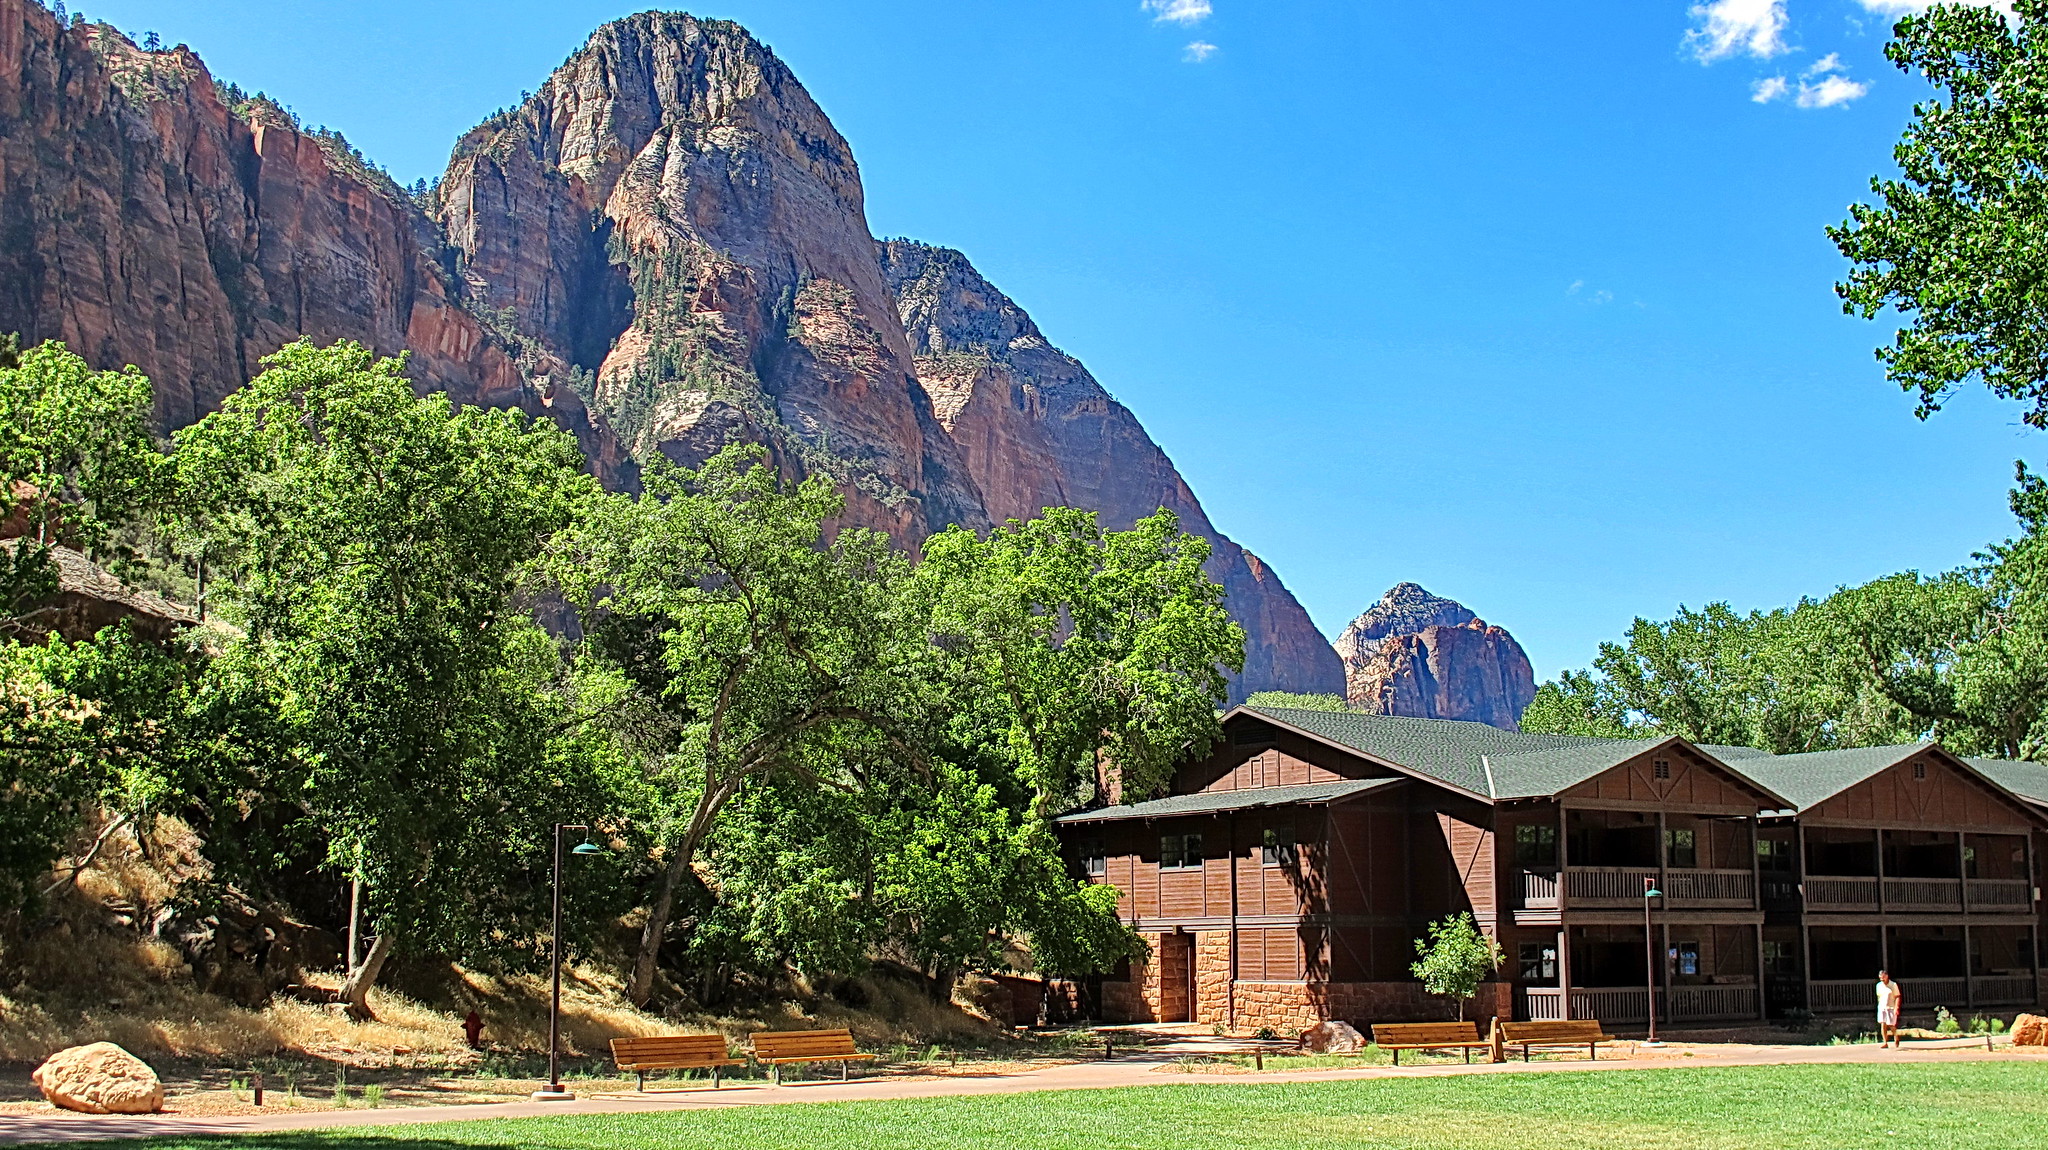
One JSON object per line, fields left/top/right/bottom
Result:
{"left": 879, "top": 241, "right": 1344, "bottom": 702}
{"left": 1336, "top": 583, "right": 1536, "bottom": 729}
{"left": 0, "top": 0, "right": 619, "bottom": 473}
{"left": 0, "top": 3, "right": 1342, "bottom": 698}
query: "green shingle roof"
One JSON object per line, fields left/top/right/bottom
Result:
{"left": 1238, "top": 706, "right": 2037, "bottom": 816}
{"left": 1731, "top": 744, "right": 1927, "bottom": 811}
{"left": 1245, "top": 706, "right": 1656, "bottom": 798}
{"left": 1966, "top": 757, "right": 2048, "bottom": 806}
{"left": 1053, "top": 777, "right": 1402, "bottom": 824}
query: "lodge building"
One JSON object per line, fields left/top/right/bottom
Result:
{"left": 1054, "top": 706, "right": 2048, "bottom": 1032}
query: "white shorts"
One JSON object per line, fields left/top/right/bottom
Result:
{"left": 1878, "top": 1006, "right": 1899, "bottom": 1026}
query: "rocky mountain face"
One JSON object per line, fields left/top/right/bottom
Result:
{"left": 1335, "top": 583, "right": 1536, "bottom": 729}
{"left": 878, "top": 241, "right": 1342, "bottom": 700}
{"left": 0, "top": 0, "right": 620, "bottom": 473}
{"left": 0, "top": 2, "right": 1341, "bottom": 700}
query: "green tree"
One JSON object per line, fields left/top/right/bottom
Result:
{"left": 1410, "top": 912, "right": 1503, "bottom": 1021}
{"left": 1244, "top": 691, "right": 1352, "bottom": 713}
{"left": 548, "top": 444, "right": 939, "bottom": 1007}
{"left": 0, "top": 341, "right": 164, "bottom": 636}
{"left": 1832, "top": 1, "right": 2048, "bottom": 427}
{"left": 173, "top": 340, "right": 602, "bottom": 1016}
{"left": 919, "top": 507, "right": 1244, "bottom": 819}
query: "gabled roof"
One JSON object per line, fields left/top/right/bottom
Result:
{"left": 1965, "top": 756, "right": 2048, "bottom": 808}
{"left": 1481, "top": 739, "right": 1730, "bottom": 801}
{"left": 1734, "top": 744, "right": 1931, "bottom": 811}
{"left": 1053, "top": 777, "right": 1401, "bottom": 824}
{"left": 1238, "top": 706, "right": 1643, "bottom": 799}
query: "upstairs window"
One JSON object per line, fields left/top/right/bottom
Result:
{"left": 1654, "top": 759, "right": 1671, "bottom": 780}
{"left": 1262, "top": 825, "right": 1298, "bottom": 867}
{"left": 1665, "top": 827, "right": 1698, "bottom": 869}
{"left": 1913, "top": 761, "right": 1928, "bottom": 780}
{"left": 1756, "top": 837, "right": 1795, "bottom": 874}
{"left": 1514, "top": 824, "right": 1559, "bottom": 868}
{"left": 1160, "top": 833, "right": 1204, "bottom": 870}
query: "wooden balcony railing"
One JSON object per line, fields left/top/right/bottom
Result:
{"left": 1803, "top": 877, "right": 1878, "bottom": 910}
{"left": 1522, "top": 870, "right": 1559, "bottom": 909}
{"left": 1562, "top": 867, "right": 1755, "bottom": 906}
{"left": 1965, "top": 879, "right": 2033, "bottom": 910}
{"left": 1898, "top": 976, "right": 1969, "bottom": 1007}
{"left": 1521, "top": 985, "right": 1760, "bottom": 1023}
{"left": 1809, "top": 979, "right": 1870, "bottom": 1013}
{"left": 1972, "top": 975, "right": 2036, "bottom": 1005}
{"left": 1884, "top": 878, "right": 1963, "bottom": 910}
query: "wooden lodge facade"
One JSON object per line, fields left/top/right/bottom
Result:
{"left": 1053, "top": 706, "right": 2048, "bottom": 1032}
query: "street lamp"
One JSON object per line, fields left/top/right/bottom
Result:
{"left": 1642, "top": 876, "right": 1663, "bottom": 1048}
{"left": 533, "top": 823, "right": 607, "bottom": 1102}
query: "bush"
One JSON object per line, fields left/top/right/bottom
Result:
{"left": 1935, "top": 1006, "right": 1960, "bottom": 1034}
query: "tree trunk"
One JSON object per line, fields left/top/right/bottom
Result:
{"left": 628, "top": 850, "right": 693, "bottom": 1007}
{"left": 339, "top": 932, "right": 395, "bottom": 1021}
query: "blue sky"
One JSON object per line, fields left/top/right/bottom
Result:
{"left": 77, "top": 0, "right": 2038, "bottom": 678}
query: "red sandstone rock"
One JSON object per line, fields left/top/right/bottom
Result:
{"left": 1336, "top": 584, "right": 1536, "bottom": 729}
{"left": 1298, "top": 1021, "right": 1366, "bottom": 1053}
{"left": 2013, "top": 1013, "right": 2048, "bottom": 1046}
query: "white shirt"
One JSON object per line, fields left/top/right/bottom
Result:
{"left": 1876, "top": 981, "right": 1899, "bottom": 1009}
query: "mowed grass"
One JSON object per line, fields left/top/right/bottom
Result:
{"left": 99, "top": 1061, "right": 2048, "bottom": 1150}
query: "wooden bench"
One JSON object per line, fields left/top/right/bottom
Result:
{"left": 750, "top": 1028, "right": 876, "bottom": 1084}
{"left": 609, "top": 1034, "right": 743, "bottom": 1090}
{"left": 1370, "top": 1021, "right": 1490, "bottom": 1065}
{"left": 1497, "top": 1019, "right": 1616, "bottom": 1061}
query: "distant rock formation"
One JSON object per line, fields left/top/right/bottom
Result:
{"left": 1334, "top": 583, "right": 1535, "bottom": 729}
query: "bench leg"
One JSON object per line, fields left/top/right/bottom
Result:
{"left": 713, "top": 1066, "right": 721, "bottom": 1089}
{"left": 842, "top": 1060, "right": 850, "bottom": 1082}
{"left": 636, "top": 1071, "right": 645, "bottom": 1092}
{"left": 772, "top": 1063, "right": 781, "bottom": 1086}
{"left": 1521, "top": 1045, "right": 1529, "bottom": 1062}
{"left": 1463, "top": 1047, "right": 1471, "bottom": 1064}
{"left": 1589, "top": 1044, "right": 1596, "bottom": 1061}
{"left": 1392, "top": 1050, "right": 1399, "bottom": 1066}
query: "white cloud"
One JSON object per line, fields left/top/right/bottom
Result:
{"left": 1686, "top": 0, "right": 1790, "bottom": 63}
{"left": 1752, "top": 75, "right": 1790, "bottom": 103}
{"left": 1803, "top": 52, "right": 1844, "bottom": 77}
{"left": 1798, "top": 73, "right": 1871, "bottom": 107}
{"left": 1144, "top": 0, "right": 1212, "bottom": 24}
{"left": 1183, "top": 40, "right": 1218, "bottom": 62}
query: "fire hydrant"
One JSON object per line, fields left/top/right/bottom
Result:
{"left": 463, "top": 1010, "right": 485, "bottom": 1050}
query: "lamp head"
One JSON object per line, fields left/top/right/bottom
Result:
{"left": 572, "top": 839, "right": 605, "bottom": 856}
{"left": 1644, "top": 887, "right": 1662, "bottom": 899}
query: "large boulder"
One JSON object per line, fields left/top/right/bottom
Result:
{"left": 1298, "top": 1020, "right": 1367, "bottom": 1053}
{"left": 2012, "top": 1014, "right": 2048, "bottom": 1047}
{"left": 32, "top": 1043, "right": 165, "bottom": 1114}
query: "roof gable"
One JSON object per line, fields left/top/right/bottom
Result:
{"left": 1767, "top": 746, "right": 2046, "bottom": 828}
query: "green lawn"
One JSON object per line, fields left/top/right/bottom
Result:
{"left": 96, "top": 1062, "right": 2048, "bottom": 1150}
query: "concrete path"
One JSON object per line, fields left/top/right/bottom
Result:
{"left": 1, "top": 1038, "right": 2039, "bottom": 1145}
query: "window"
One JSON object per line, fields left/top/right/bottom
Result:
{"left": 1518, "top": 942, "right": 1557, "bottom": 982}
{"left": 1665, "top": 828, "right": 1697, "bottom": 869}
{"left": 1262, "top": 825, "right": 1298, "bottom": 867}
{"left": 1964, "top": 845, "right": 1978, "bottom": 879}
{"left": 1160, "top": 833, "right": 1203, "bottom": 870}
{"left": 1757, "top": 837, "right": 1795, "bottom": 874}
{"left": 1514, "top": 824, "right": 1558, "bottom": 868}
{"left": 1762, "top": 940, "right": 1798, "bottom": 976}
{"left": 1081, "top": 837, "right": 1106, "bottom": 878}
{"left": 1653, "top": 759, "right": 1671, "bottom": 780}
{"left": 1671, "top": 940, "right": 1700, "bottom": 977}
{"left": 1913, "top": 761, "right": 1928, "bottom": 780}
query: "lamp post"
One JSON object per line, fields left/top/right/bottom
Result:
{"left": 533, "top": 823, "right": 606, "bottom": 1101}
{"left": 1642, "top": 876, "right": 1663, "bottom": 1047}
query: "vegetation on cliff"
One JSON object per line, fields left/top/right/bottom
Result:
{"left": 0, "top": 338, "right": 1246, "bottom": 1018}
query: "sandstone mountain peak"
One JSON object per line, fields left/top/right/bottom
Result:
{"left": 0, "top": 0, "right": 1338, "bottom": 700}
{"left": 1332, "top": 582, "right": 1536, "bottom": 730}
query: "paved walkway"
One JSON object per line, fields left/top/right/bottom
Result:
{"left": 1, "top": 1038, "right": 2038, "bottom": 1145}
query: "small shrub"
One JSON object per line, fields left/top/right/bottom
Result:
{"left": 1778, "top": 1008, "right": 1815, "bottom": 1034}
{"left": 1253, "top": 1026, "right": 1277, "bottom": 1041}
{"left": 1935, "top": 1006, "right": 1961, "bottom": 1034}
{"left": 360, "top": 1083, "right": 384, "bottom": 1109}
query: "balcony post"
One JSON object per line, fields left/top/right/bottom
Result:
{"left": 1958, "top": 832, "right": 1970, "bottom": 912}
{"left": 1557, "top": 802, "right": 1569, "bottom": 914}
{"left": 1754, "top": 922, "right": 1767, "bottom": 1020}
{"left": 1876, "top": 828, "right": 1887, "bottom": 914}
{"left": 1964, "top": 924, "right": 1975, "bottom": 1010}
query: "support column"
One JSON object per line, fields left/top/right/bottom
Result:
{"left": 1876, "top": 828, "right": 1888, "bottom": 913}
{"left": 1965, "top": 924, "right": 1976, "bottom": 1010}
{"left": 1660, "top": 920, "right": 1671, "bottom": 1025}
{"left": 1755, "top": 922, "right": 1768, "bottom": 1021}
{"left": 1559, "top": 927, "right": 1573, "bottom": 1021}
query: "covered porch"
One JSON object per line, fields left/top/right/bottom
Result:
{"left": 1806, "top": 923, "right": 2038, "bottom": 1012}
{"left": 1520, "top": 922, "right": 1763, "bottom": 1023}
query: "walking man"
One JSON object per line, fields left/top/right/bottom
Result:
{"left": 1876, "top": 969, "right": 1902, "bottom": 1048}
